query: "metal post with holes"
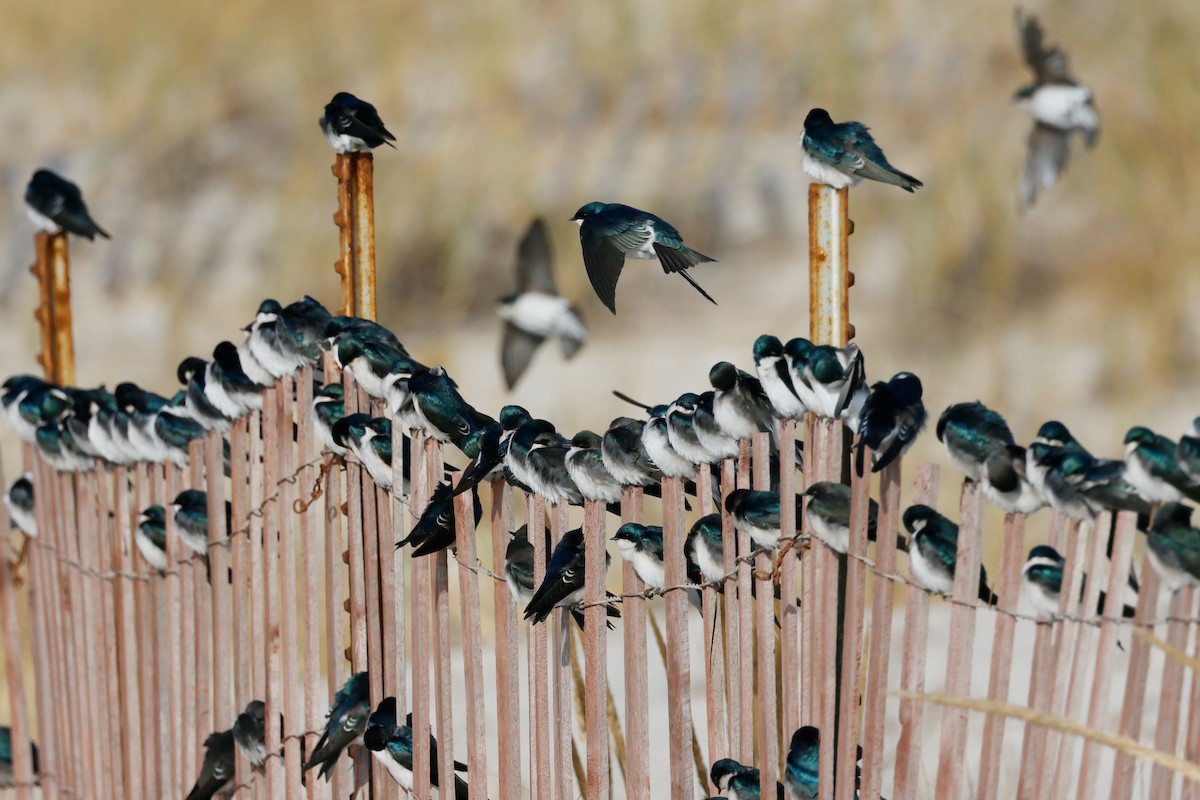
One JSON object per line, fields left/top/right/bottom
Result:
{"left": 31, "top": 231, "right": 76, "bottom": 385}
{"left": 332, "top": 153, "right": 378, "bottom": 319}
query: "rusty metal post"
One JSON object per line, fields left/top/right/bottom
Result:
{"left": 332, "top": 153, "right": 377, "bottom": 319}
{"left": 31, "top": 232, "right": 76, "bottom": 385}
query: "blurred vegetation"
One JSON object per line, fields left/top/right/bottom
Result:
{"left": 1, "top": 0, "right": 1198, "bottom": 452}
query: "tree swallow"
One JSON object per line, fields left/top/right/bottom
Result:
{"left": 205, "top": 341, "right": 267, "bottom": 419}
{"left": 304, "top": 671, "right": 370, "bottom": 781}
{"left": 784, "top": 725, "right": 820, "bottom": 799}
{"left": 510, "top": 418, "right": 584, "bottom": 505}
{"left": 687, "top": 514, "right": 727, "bottom": 585}
{"left": 903, "top": 504, "right": 997, "bottom": 604}
{"left": 601, "top": 416, "right": 668, "bottom": 490}
{"left": 936, "top": 402, "right": 1015, "bottom": 483}
{"left": 855, "top": 372, "right": 926, "bottom": 475}
{"left": 642, "top": 404, "right": 699, "bottom": 479}
{"left": 1123, "top": 427, "right": 1200, "bottom": 504}
{"left": 692, "top": 391, "right": 741, "bottom": 463}
{"left": 497, "top": 218, "right": 587, "bottom": 389}
{"left": 982, "top": 444, "right": 1046, "bottom": 515}
{"left": 524, "top": 527, "right": 616, "bottom": 625}
{"left": 312, "top": 383, "right": 347, "bottom": 455}
{"left": 185, "top": 729, "right": 235, "bottom": 800}
{"left": 332, "top": 335, "right": 412, "bottom": 401}
{"left": 1146, "top": 503, "right": 1200, "bottom": 593}
{"left": 5, "top": 474, "right": 36, "bottom": 539}
{"left": 711, "top": 757, "right": 784, "bottom": 800}
{"left": 136, "top": 505, "right": 169, "bottom": 572}
{"left": 172, "top": 489, "right": 229, "bottom": 559}
{"left": 1021, "top": 545, "right": 1136, "bottom": 620}
{"left": 803, "top": 481, "right": 881, "bottom": 554}
{"left": 566, "top": 430, "right": 624, "bottom": 503}
{"left": 725, "top": 489, "right": 802, "bottom": 550}
{"left": 709, "top": 361, "right": 777, "bottom": 442}
{"left": 24, "top": 168, "right": 110, "bottom": 240}
{"left": 362, "top": 699, "right": 470, "bottom": 797}
{"left": 666, "top": 393, "right": 718, "bottom": 467}
{"left": 153, "top": 406, "right": 209, "bottom": 468}
{"left": 0, "top": 726, "right": 39, "bottom": 788}
{"left": 799, "top": 343, "right": 868, "bottom": 423}
{"left": 397, "top": 482, "right": 482, "bottom": 557}
{"left": 1014, "top": 11, "right": 1099, "bottom": 209}
{"left": 243, "top": 296, "right": 333, "bottom": 381}
{"left": 753, "top": 334, "right": 807, "bottom": 420}
{"left": 332, "top": 414, "right": 401, "bottom": 493}
{"left": 177, "top": 356, "right": 233, "bottom": 432}
{"left": 800, "top": 108, "right": 922, "bottom": 192}
{"left": 571, "top": 201, "right": 717, "bottom": 313}
{"left": 232, "top": 700, "right": 267, "bottom": 768}
{"left": 320, "top": 92, "right": 396, "bottom": 153}
{"left": 1176, "top": 418, "right": 1200, "bottom": 483}
{"left": 408, "top": 365, "right": 496, "bottom": 451}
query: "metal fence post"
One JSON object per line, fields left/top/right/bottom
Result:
{"left": 332, "top": 153, "right": 377, "bottom": 319}
{"left": 30, "top": 231, "right": 76, "bottom": 385}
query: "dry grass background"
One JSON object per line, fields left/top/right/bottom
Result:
{"left": 0, "top": 1, "right": 1199, "bottom": 789}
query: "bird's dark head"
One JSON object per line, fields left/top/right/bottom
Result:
{"left": 803, "top": 482, "right": 835, "bottom": 500}
{"left": 323, "top": 316, "right": 355, "bottom": 340}
{"left": 723, "top": 489, "right": 748, "bottom": 515}
{"left": 782, "top": 337, "right": 813, "bottom": 365}
{"left": 902, "top": 504, "right": 939, "bottom": 534}
{"left": 807, "top": 347, "right": 845, "bottom": 383}
{"left": 888, "top": 372, "right": 924, "bottom": 402}
{"left": 752, "top": 334, "right": 783, "bottom": 362}
{"left": 176, "top": 357, "right": 207, "bottom": 385}
{"left": 1124, "top": 426, "right": 1155, "bottom": 446}
{"left": 570, "top": 430, "right": 602, "bottom": 449}
{"left": 674, "top": 392, "right": 701, "bottom": 410}
{"left": 804, "top": 108, "right": 834, "bottom": 128}
{"left": 1154, "top": 502, "right": 1194, "bottom": 526}
{"left": 612, "top": 523, "right": 645, "bottom": 545}
{"left": 570, "top": 202, "right": 607, "bottom": 223}
{"left": 255, "top": 298, "right": 283, "bottom": 317}
{"left": 140, "top": 505, "right": 166, "bottom": 526}
{"left": 689, "top": 514, "right": 723, "bottom": 543}
{"left": 1026, "top": 545, "right": 1063, "bottom": 564}
{"left": 365, "top": 416, "right": 392, "bottom": 437}
{"left": 172, "top": 489, "right": 207, "bottom": 511}
{"left": 1035, "top": 420, "right": 1072, "bottom": 446}
{"left": 790, "top": 724, "right": 820, "bottom": 753}
{"left": 499, "top": 405, "right": 532, "bottom": 430}
{"left": 212, "top": 341, "right": 241, "bottom": 369}
{"left": 363, "top": 724, "right": 391, "bottom": 752}
{"left": 316, "top": 382, "right": 344, "bottom": 401}
{"left": 708, "top": 361, "right": 738, "bottom": 391}
{"left": 331, "top": 413, "right": 372, "bottom": 447}
{"left": 710, "top": 758, "right": 744, "bottom": 790}
{"left": 329, "top": 91, "right": 361, "bottom": 107}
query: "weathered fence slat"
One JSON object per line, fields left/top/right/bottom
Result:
{"left": 1110, "top": 549, "right": 1162, "bottom": 797}
{"left": 583, "top": 497, "right": 609, "bottom": 800}
{"left": 663, "top": 474, "right": 697, "bottom": 798}
{"left": 490, "top": 479, "right": 521, "bottom": 800}
{"left": 620, "top": 486, "right": 650, "bottom": 800}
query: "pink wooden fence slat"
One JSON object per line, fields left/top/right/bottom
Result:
{"left": 1110, "top": 549, "right": 1162, "bottom": 797}
{"left": 410, "top": 433, "right": 433, "bottom": 800}
{"left": 858, "top": 459, "right": 901, "bottom": 799}
{"left": 0, "top": 452, "right": 35, "bottom": 800}
{"left": 276, "top": 377, "right": 306, "bottom": 797}
{"left": 663, "top": 474, "right": 697, "bottom": 798}
{"left": 1076, "top": 510, "right": 1137, "bottom": 799}
{"left": 799, "top": 417, "right": 816, "bottom": 731}
{"left": 621, "top": 485, "right": 650, "bottom": 800}
{"left": 431, "top": 443, "right": 459, "bottom": 800}
{"left": 735, "top": 440, "right": 755, "bottom": 765}
{"left": 28, "top": 451, "right": 61, "bottom": 798}
{"left": 892, "top": 463, "right": 940, "bottom": 800}
{"left": 528, "top": 492, "right": 552, "bottom": 800}
{"left": 260, "top": 391, "right": 284, "bottom": 796}
{"left": 778, "top": 417, "right": 801, "bottom": 750}
{"left": 976, "top": 511, "right": 1028, "bottom": 800}
{"left": 718, "top": 456, "right": 740, "bottom": 767}
{"left": 696, "top": 459, "right": 729, "bottom": 782}
{"left": 583, "top": 497, "right": 609, "bottom": 800}
{"left": 751, "top": 432, "right": 779, "bottom": 797}
{"left": 812, "top": 417, "right": 842, "bottom": 800}
{"left": 112, "top": 463, "right": 143, "bottom": 798}
{"left": 551, "top": 501, "right": 574, "bottom": 800}
{"left": 490, "top": 479, "right": 521, "bottom": 800}
{"left": 455, "top": 484, "right": 489, "bottom": 799}
{"left": 1149, "top": 587, "right": 1194, "bottom": 798}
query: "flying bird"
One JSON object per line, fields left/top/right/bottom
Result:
{"left": 1014, "top": 11, "right": 1099, "bottom": 209}
{"left": 571, "top": 202, "right": 717, "bottom": 313}
{"left": 497, "top": 218, "right": 587, "bottom": 389}
{"left": 24, "top": 168, "right": 111, "bottom": 240}
{"left": 320, "top": 92, "right": 397, "bottom": 153}
{"left": 800, "top": 108, "right": 922, "bottom": 192}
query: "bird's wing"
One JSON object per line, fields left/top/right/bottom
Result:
{"left": 500, "top": 322, "right": 544, "bottom": 390}
{"left": 1017, "top": 10, "right": 1075, "bottom": 84}
{"left": 1020, "top": 122, "right": 1070, "bottom": 209}
{"left": 344, "top": 102, "right": 397, "bottom": 143}
{"left": 840, "top": 126, "right": 923, "bottom": 190}
{"left": 580, "top": 224, "right": 637, "bottom": 313}
{"left": 515, "top": 218, "right": 558, "bottom": 294}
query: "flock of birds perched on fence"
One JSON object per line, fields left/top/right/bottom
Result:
{"left": 0, "top": 10, "right": 1178, "bottom": 800}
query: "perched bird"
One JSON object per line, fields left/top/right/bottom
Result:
{"left": 24, "top": 168, "right": 110, "bottom": 240}
{"left": 304, "top": 672, "right": 370, "bottom": 781}
{"left": 397, "top": 483, "right": 482, "bottom": 557}
{"left": 171, "top": 489, "right": 230, "bottom": 559}
{"left": 1014, "top": 11, "right": 1100, "bottom": 209}
{"left": 362, "top": 700, "right": 469, "bottom": 797}
{"left": 982, "top": 445, "right": 1046, "bottom": 515}
{"left": 177, "top": 356, "right": 232, "bottom": 432}
{"left": 571, "top": 201, "right": 717, "bottom": 313}
{"left": 320, "top": 92, "right": 396, "bottom": 153}
{"left": 784, "top": 725, "right": 821, "bottom": 799}
{"left": 232, "top": 700, "right": 267, "bottom": 768}
{"left": 136, "top": 506, "right": 169, "bottom": 572}
{"left": 642, "top": 404, "right": 699, "bottom": 479}
{"left": 709, "top": 362, "right": 777, "bottom": 441}
{"left": 0, "top": 726, "right": 39, "bottom": 788}
{"left": 753, "top": 335, "right": 806, "bottom": 420}
{"left": 794, "top": 343, "right": 867, "bottom": 422}
{"left": 186, "top": 729, "right": 235, "bottom": 800}
{"left": 1146, "top": 503, "right": 1200, "bottom": 593}
{"left": 803, "top": 482, "right": 882, "bottom": 554}
{"left": 511, "top": 418, "right": 583, "bottom": 505}
{"left": 688, "top": 514, "right": 727, "bottom": 584}
{"left": 497, "top": 218, "right": 587, "bottom": 389}
{"left": 566, "top": 430, "right": 624, "bottom": 503}
{"left": 4, "top": 474, "right": 36, "bottom": 538}
{"left": 242, "top": 296, "right": 333, "bottom": 382}
{"left": 450, "top": 423, "right": 507, "bottom": 498}
{"left": 666, "top": 394, "right": 718, "bottom": 467}
{"left": 1021, "top": 545, "right": 1136, "bottom": 619}
{"left": 153, "top": 406, "right": 209, "bottom": 467}
{"left": 524, "top": 527, "right": 613, "bottom": 625}
{"left": 936, "top": 402, "right": 1015, "bottom": 483}
{"left": 312, "top": 383, "right": 347, "bottom": 455}
{"left": 332, "top": 336, "right": 412, "bottom": 401}
{"left": 725, "top": 489, "right": 801, "bottom": 550}
{"left": 612, "top": 523, "right": 664, "bottom": 589}
{"left": 333, "top": 414, "right": 401, "bottom": 492}
{"left": 855, "top": 372, "right": 926, "bottom": 475}
{"left": 205, "top": 341, "right": 266, "bottom": 418}
{"left": 503, "top": 525, "right": 544, "bottom": 606}
{"left": 601, "top": 416, "right": 667, "bottom": 491}
{"left": 1123, "top": 427, "right": 1200, "bottom": 504}
{"left": 1177, "top": 419, "right": 1200, "bottom": 483}
{"left": 408, "top": 365, "right": 496, "bottom": 450}
{"left": 800, "top": 108, "right": 922, "bottom": 192}
{"left": 692, "top": 391, "right": 742, "bottom": 463}
{"left": 903, "top": 505, "right": 997, "bottom": 604}
{"left": 711, "top": 757, "right": 784, "bottom": 800}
